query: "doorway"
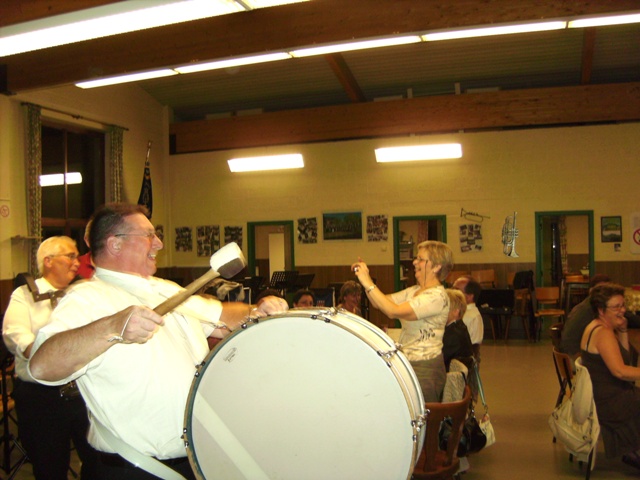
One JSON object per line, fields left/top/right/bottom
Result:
{"left": 393, "top": 216, "right": 447, "bottom": 291}
{"left": 247, "top": 221, "right": 295, "bottom": 284}
{"left": 535, "top": 211, "right": 594, "bottom": 287}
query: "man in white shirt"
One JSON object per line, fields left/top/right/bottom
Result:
{"left": 3, "top": 236, "right": 98, "bottom": 479}
{"left": 29, "top": 203, "right": 288, "bottom": 480}
{"left": 453, "top": 275, "right": 484, "bottom": 360}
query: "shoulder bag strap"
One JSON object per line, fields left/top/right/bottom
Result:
{"left": 92, "top": 417, "right": 187, "bottom": 480}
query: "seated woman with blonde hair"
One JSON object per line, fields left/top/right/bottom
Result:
{"left": 442, "top": 288, "right": 475, "bottom": 372}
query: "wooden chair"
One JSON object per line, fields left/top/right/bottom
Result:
{"left": 470, "top": 269, "right": 496, "bottom": 289}
{"left": 552, "top": 347, "right": 574, "bottom": 408}
{"left": 505, "top": 288, "right": 532, "bottom": 341}
{"left": 563, "top": 274, "right": 589, "bottom": 313}
{"left": 445, "top": 270, "right": 468, "bottom": 286}
{"left": 550, "top": 322, "right": 563, "bottom": 349}
{"left": 412, "top": 386, "right": 472, "bottom": 480}
{"left": 533, "top": 287, "right": 565, "bottom": 341}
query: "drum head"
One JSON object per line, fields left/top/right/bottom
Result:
{"left": 185, "top": 311, "right": 423, "bottom": 480}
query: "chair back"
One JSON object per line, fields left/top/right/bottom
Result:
{"left": 412, "top": 386, "right": 472, "bottom": 479}
{"left": 552, "top": 347, "right": 574, "bottom": 407}
{"left": 535, "top": 286, "right": 561, "bottom": 307}
{"left": 446, "top": 270, "right": 469, "bottom": 286}
{"left": 471, "top": 269, "right": 496, "bottom": 288}
{"left": 565, "top": 274, "right": 585, "bottom": 283}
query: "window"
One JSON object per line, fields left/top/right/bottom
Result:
{"left": 41, "top": 124, "right": 105, "bottom": 252}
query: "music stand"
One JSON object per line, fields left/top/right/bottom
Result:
{"left": 293, "top": 273, "right": 315, "bottom": 290}
{"left": 311, "top": 288, "right": 335, "bottom": 307}
{"left": 0, "top": 343, "right": 28, "bottom": 478}
{"left": 269, "top": 271, "right": 299, "bottom": 295}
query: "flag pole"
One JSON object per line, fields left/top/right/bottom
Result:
{"left": 137, "top": 141, "right": 153, "bottom": 218}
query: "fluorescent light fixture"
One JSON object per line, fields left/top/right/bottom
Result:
{"left": 238, "top": 0, "right": 309, "bottom": 7}
{"left": 375, "top": 144, "right": 462, "bottom": 163}
{"left": 290, "top": 36, "right": 422, "bottom": 58}
{"left": 175, "top": 52, "right": 292, "bottom": 74}
{"left": 228, "top": 154, "right": 304, "bottom": 172}
{"left": 568, "top": 13, "right": 640, "bottom": 28}
{"left": 39, "top": 172, "right": 83, "bottom": 187}
{"left": 0, "top": 0, "right": 244, "bottom": 57}
{"left": 421, "top": 21, "right": 566, "bottom": 41}
{"left": 76, "top": 69, "right": 178, "bottom": 89}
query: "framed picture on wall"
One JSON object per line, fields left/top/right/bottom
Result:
{"left": 601, "top": 216, "right": 622, "bottom": 243}
{"left": 322, "top": 212, "right": 362, "bottom": 240}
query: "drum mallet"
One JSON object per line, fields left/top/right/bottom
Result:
{"left": 154, "top": 242, "right": 246, "bottom": 316}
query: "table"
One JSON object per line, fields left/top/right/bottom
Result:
{"left": 628, "top": 329, "right": 640, "bottom": 368}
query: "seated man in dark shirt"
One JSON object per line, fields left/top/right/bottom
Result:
{"left": 443, "top": 289, "right": 475, "bottom": 372}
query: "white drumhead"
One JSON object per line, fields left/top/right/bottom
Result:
{"left": 184, "top": 309, "right": 424, "bottom": 480}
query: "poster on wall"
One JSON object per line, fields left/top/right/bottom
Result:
{"left": 631, "top": 212, "right": 640, "bottom": 254}
{"left": 601, "top": 216, "right": 622, "bottom": 243}
{"left": 225, "top": 226, "right": 243, "bottom": 248}
{"left": 297, "top": 217, "right": 318, "bottom": 243}
{"left": 459, "top": 223, "right": 483, "bottom": 253}
{"left": 323, "top": 212, "right": 362, "bottom": 240}
{"left": 367, "top": 214, "right": 388, "bottom": 242}
{"left": 155, "top": 225, "right": 164, "bottom": 242}
{"left": 196, "top": 225, "right": 220, "bottom": 257}
{"left": 175, "top": 227, "right": 192, "bottom": 252}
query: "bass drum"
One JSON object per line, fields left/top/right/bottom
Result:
{"left": 184, "top": 308, "right": 425, "bottom": 480}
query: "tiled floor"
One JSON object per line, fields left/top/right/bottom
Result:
{"left": 3, "top": 337, "right": 640, "bottom": 479}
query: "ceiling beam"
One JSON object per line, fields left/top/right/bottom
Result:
{"left": 0, "top": 0, "right": 123, "bottom": 28}
{"left": 169, "top": 82, "right": 640, "bottom": 153}
{"left": 324, "top": 54, "right": 366, "bottom": 103}
{"left": 2, "top": 0, "right": 638, "bottom": 93}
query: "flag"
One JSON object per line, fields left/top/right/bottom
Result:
{"left": 137, "top": 141, "right": 153, "bottom": 218}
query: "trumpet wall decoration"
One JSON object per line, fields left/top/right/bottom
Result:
{"left": 461, "top": 208, "right": 490, "bottom": 223}
{"left": 502, "top": 212, "right": 519, "bottom": 257}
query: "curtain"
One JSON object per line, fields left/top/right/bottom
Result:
{"left": 559, "top": 215, "right": 568, "bottom": 275}
{"left": 25, "top": 104, "right": 42, "bottom": 276}
{"left": 417, "top": 220, "right": 429, "bottom": 243}
{"left": 108, "top": 125, "right": 125, "bottom": 202}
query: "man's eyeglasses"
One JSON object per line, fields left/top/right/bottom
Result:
{"left": 115, "top": 232, "right": 156, "bottom": 241}
{"left": 606, "top": 303, "right": 626, "bottom": 311}
{"left": 50, "top": 253, "right": 79, "bottom": 261}
{"left": 413, "top": 256, "right": 430, "bottom": 263}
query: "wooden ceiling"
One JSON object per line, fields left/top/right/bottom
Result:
{"left": 2, "top": 0, "right": 640, "bottom": 153}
